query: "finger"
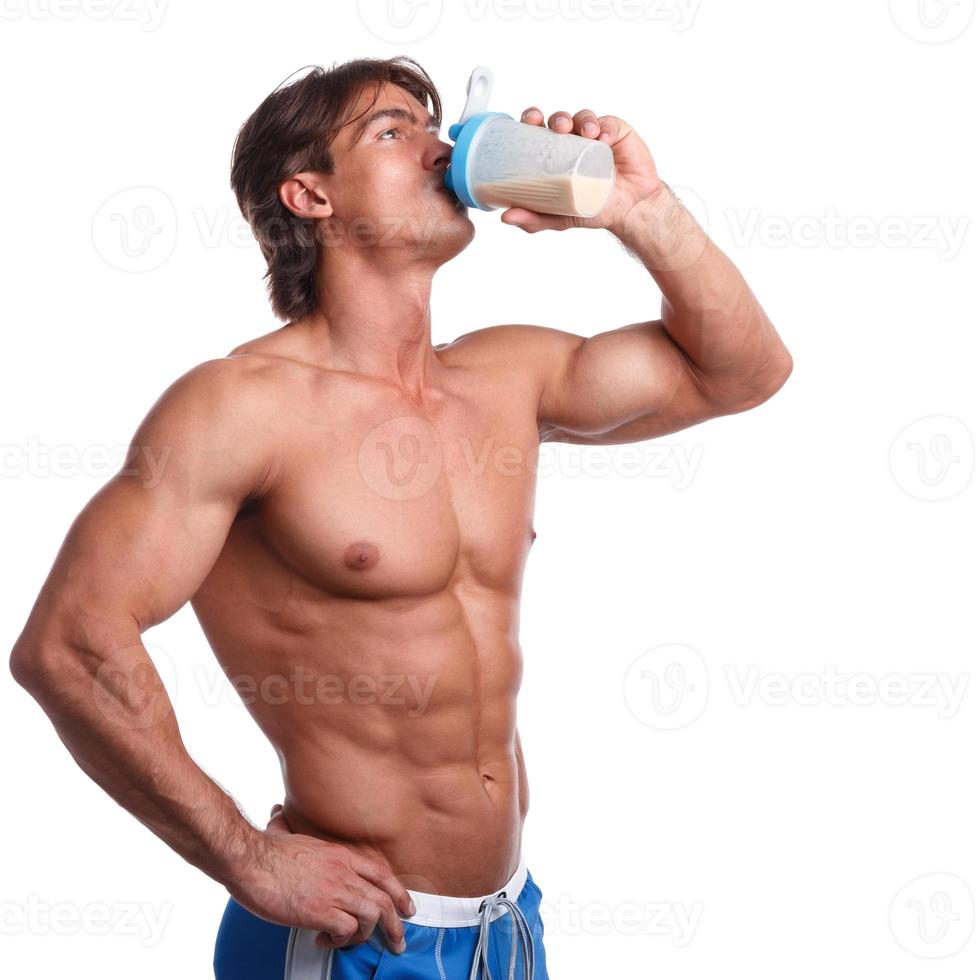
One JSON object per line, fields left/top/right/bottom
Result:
{"left": 500, "top": 207, "right": 572, "bottom": 234}
{"left": 265, "top": 815, "right": 290, "bottom": 834}
{"left": 572, "top": 108, "right": 600, "bottom": 138}
{"left": 547, "top": 110, "right": 573, "bottom": 132}
{"left": 264, "top": 807, "right": 292, "bottom": 835}
{"left": 312, "top": 909, "right": 359, "bottom": 949}
{"left": 520, "top": 106, "right": 544, "bottom": 125}
{"left": 347, "top": 854, "right": 416, "bottom": 919}
{"left": 343, "top": 888, "right": 397, "bottom": 947}
{"left": 346, "top": 879, "right": 405, "bottom": 952}
{"left": 595, "top": 113, "right": 632, "bottom": 146}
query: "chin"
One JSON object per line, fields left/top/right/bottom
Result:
{"left": 423, "top": 214, "right": 475, "bottom": 263}
{"left": 400, "top": 198, "right": 472, "bottom": 255}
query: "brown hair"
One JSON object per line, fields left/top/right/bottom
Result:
{"left": 230, "top": 56, "right": 442, "bottom": 323}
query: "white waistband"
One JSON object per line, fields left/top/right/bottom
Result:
{"left": 404, "top": 857, "right": 528, "bottom": 928}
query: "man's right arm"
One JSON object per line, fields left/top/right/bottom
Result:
{"left": 8, "top": 357, "right": 414, "bottom": 950}
{"left": 8, "top": 357, "right": 279, "bottom": 887}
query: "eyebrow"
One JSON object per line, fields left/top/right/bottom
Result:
{"left": 349, "top": 106, "right": 440, "bottom": 146}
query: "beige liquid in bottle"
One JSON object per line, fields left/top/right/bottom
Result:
{"left": 473, "top": 173, "right": 612, "bottom": 217}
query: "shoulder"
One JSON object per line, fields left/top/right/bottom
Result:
{"left": 144, "top": 354, "right": 280, "bottom": 423}
{"left": 438, "top": 323, "right": 586, "bottom": 371}
{"left": 129, "top": 355, "right": 288, "bottom": 495}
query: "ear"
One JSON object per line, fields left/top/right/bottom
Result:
{"left": 278, "top": 171, "right": 333, "bottom": 219}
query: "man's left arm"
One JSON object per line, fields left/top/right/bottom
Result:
{"left": 503, "top": 106, "right": 793, "bottom": 445}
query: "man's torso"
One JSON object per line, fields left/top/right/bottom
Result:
{"left": 190, "top": 325, "right": 543, "bottom": 895}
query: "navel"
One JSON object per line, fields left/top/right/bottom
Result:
{"left": 343, "top": 540, "right": 380, "bottom": 571}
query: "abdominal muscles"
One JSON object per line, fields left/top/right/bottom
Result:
{"left": 193, "top": 553, "right": 530, "bottom": 895}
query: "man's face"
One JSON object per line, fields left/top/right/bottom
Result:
{"left": 323, "top": 81, "right": 474, "bottom": 259}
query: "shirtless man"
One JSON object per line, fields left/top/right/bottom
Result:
{"left": 9, "top": 56, "right": 792, "bottom": 979}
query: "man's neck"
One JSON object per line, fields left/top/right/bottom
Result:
{"left": 294, "top": 249, "right": 443, "bottom": 400}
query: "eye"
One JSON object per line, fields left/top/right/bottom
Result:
{"left": 379, "top": 127, "right": 400, "bottom": 141}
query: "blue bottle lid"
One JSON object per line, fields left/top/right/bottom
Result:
{"left": 443, "top": 110, "right": 511, "bottom": 210}
{"left": 442, "top": 67, "right": 511, "bottom": 211}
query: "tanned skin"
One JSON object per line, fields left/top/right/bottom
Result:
{"left": 9, "top": 80, "right": 792, "bottom": 956}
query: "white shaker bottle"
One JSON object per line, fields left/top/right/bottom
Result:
{"left": 443, "top": 67, "right": 615, "bottom": 219}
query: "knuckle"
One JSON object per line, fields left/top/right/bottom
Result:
{"left": 357, "top": 895, "right": 381, "bottom": 921}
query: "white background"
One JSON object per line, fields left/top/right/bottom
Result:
{"left": 2, "top": 1, "right": 978, "bottom": 977}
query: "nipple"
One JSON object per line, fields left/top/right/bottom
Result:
{"left": 343, "top": 541, "right": 380, "bottom": 571}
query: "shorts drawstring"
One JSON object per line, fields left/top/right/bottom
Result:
{"left": 467, "top": 892, "right": 535, "bottom": 980}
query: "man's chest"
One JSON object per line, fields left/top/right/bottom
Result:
{"left": 253, "top": 382, "right": 542, "bottom": 600}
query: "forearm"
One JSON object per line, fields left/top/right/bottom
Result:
{"left": 610, "top": 182, "right": 791, "bottom": 396}
{"left": 11, "top": 633, "right": 261, "bottom": 888}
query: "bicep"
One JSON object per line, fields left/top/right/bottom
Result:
{"left": 15, "top": 360, "right": 274, "bottom": 659}
{"left": 537, "top": 319, "right": 732, "bottom": 445}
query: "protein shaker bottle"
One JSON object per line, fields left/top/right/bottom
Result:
{"left": 443, "top": 66, "right": 615, "bottom": 219}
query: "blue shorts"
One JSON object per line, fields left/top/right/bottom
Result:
{"left": 213, "top": 857, "right": 549, "bottom": 978}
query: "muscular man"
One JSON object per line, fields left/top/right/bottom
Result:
{"left": 9, "top": 56, "right": 792, "bottom": 979}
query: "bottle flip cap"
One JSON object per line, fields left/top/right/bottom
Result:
{"left": 443, "top": 66, "right": 510, "bottom": 210}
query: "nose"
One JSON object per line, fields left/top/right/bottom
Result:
{"left": 425, "top": 137, "right": 453, "bottom": 175}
